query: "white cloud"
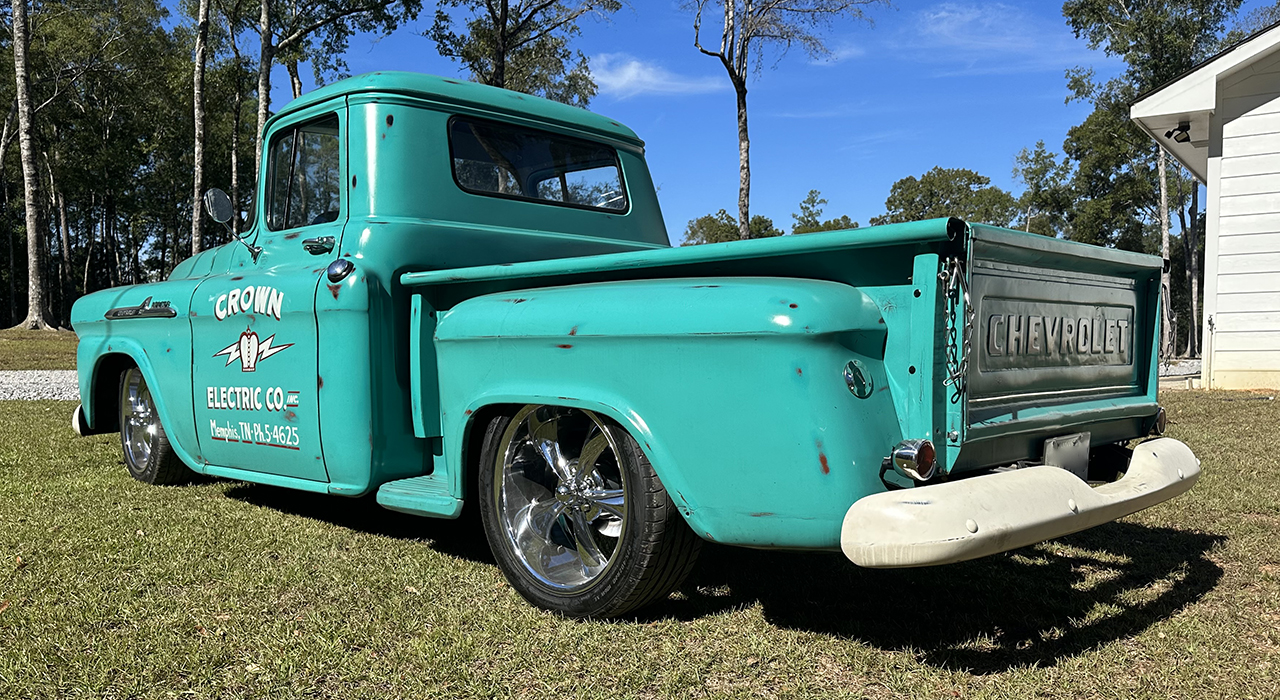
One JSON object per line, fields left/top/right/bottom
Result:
{"left": 901, "top": 2, "right": 1113, "bottom": 76}
{"left": 592, "top": 53, "right": 727, "bottom": 98}
{"left": 810, "top": 43, "right": 866, "bottom": 66}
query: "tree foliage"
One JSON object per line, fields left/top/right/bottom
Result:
{"left": 681, "top": 208, "right": 782, "bottom": 245}
{"left": 429, "top": 0, "right": 618, "bottom": 108}
{"left": 791, "top": 189, "right": 857, "bottom": 233}
{"left": 868, "top": 167, "right": 1018, "bottom": 228}
{"left": 1012, "top": 141, "right": 1073, "bottom": 238}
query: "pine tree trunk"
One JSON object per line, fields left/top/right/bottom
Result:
{"left": 57, "top": 189, "right": 70, "bottom": 322}
{"left": 1188, "top": 183, "right": 1201, "bottom": 357}
{"left": 287, "top": 60, "right": 302, "bottom": 98}
{"left": 1157, "top": 148, "right": 1171, "bottom": 358}
{"left": 12, "top": 0, "right": 50, "bottom": 329}
{"left": 493, "top": 0, "right": 509, "bottom": 88}
{"left": 230, "top": 36, "right": 244, "bottom": 238}
{"left": 735, "top": 82, "right": 749, "bottom": 241}
{"left": 192, "top": 0, "right": 211, "bottom": 254}
{"left": 255, "top": 0, "right": 273, "bottom": 180}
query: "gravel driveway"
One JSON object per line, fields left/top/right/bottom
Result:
{"left": 0, "top": 370, "right": 80, "bottom": 400}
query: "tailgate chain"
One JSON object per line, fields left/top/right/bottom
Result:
{"left": 939, "top": 255, "right": 972, "bottom": 401}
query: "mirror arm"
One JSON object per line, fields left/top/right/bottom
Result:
{"left": 217, "top": 219, "right": 262, "bottom": 262}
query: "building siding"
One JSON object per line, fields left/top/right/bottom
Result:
{"left": 1210, "top": 53, "right": 1280, "bottom": 388}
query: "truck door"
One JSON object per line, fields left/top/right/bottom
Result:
{"left": 191, "top": 107, "right": 347, "bottom": 482}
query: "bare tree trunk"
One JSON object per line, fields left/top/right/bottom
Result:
{"left": 12, "top": 0, "right": 51, "bottom": 329}
{"left": 255, "top": 0, "right": 273, "bottom": 180}
{"left": 287, "top": 59, "right": 302, "bottom": 98}
{"left": 230, "top": 23, "right": 244, "bottom": 237}
{"left": 192, "top": 0, "right": 211, "bottom": 254}
{"left": 1157, "top": 148, "right": 1171, "bottom": 358}
{"left": 735, "top": 82, "right": 749, "bottom": 240}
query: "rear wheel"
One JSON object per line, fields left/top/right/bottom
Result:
{"left": 118, "top": 368, "right": 189, "bottom": 485}
{"left": 478, "top": 404, "right": 701, "bottom": 618}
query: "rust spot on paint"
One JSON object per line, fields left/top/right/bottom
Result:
{"left": 502, "top": 298, "right": 529, "bottom": 304}
{"left": 443, "top": 79, "right": 461, "bottom": 85}
{"left": 284, "top": 232, "right": 300, "bottom": 240}
{"left": 284, "top": 410, "right": 297, "bottom": 423}
{"left": 166, "top": 348, "right": 171, "bottom": 353}
{"left": 352, "top": 175, "right": 357, "bottom": 188}
{"left": 568, "top": 326, "right": 578, "bottom": 336}
{"left": 317, "top": 376, "right": 324, "bottom": 389}
{"left": 327, "top": 284, "right": 341, "bottom": 300}
{"left": 385, "top": 114, "right": 394, "bottom": 127}
{"left": 344, "top": 252, "right": 352, "bottom": 257}
{"left": 464, "top": 409, "right": 473, "bottom": 416}
{"left": 878, "top": 318, "right": 885, "bottom": 324}
{"left": 557, "top": 344, "right": 573, "bottom": 349}
{"left": 818, "top": 441, "right": 830, "bottom": 474}
{"left": 789, "top": 303, "right": 798, "bottom": 309}
{"left": 750, "top": 512, "right": 775, "bottom": 517}
{"left": 796, "top": 368, "right": 802, "bottom": 376}
{"left": 690, "top": 284, "right": 720, "bottom": 289}
{"left": 231, "top": 276, "right": 244, "bottom": 281}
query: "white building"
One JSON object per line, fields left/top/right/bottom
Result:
{"left": 1132, "top": 23, "right": 1280, "bottom": 389}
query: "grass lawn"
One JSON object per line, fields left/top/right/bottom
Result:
{"left": 0, "top": 329, "right": 78, "bottom": 370}
{"left": 1, "top": 392, "right": 1277, "bottom": 699}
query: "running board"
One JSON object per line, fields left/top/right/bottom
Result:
{"left": 376, "top": 475, "right": 463, "bottom": 519}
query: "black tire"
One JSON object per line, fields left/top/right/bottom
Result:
{"left": 477, "top": 405, "right": 701, "bottom": 618}
{"left": 118, "top": 367, "right": 190, "bottom": 485}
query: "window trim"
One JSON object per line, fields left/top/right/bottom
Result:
{"left": 265, "top": 112, "right": 343, "bottom": 232}
{"left": 446, "top": 114, "right": 631, "bottom": 216}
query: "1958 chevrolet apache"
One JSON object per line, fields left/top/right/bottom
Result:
{"left": 70, "top": 71, "right": 1200, "bottom": 617}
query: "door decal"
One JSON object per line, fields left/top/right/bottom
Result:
{"left": 213, "top": 329, "right": 293, "bottom": 371}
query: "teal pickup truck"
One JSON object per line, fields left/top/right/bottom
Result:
{"left": 70, "top": 72, "right": 1199, "bottom": 618}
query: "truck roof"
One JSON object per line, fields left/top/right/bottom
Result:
{"left": 267, "top": 71, "right": 645, "bottom": 148}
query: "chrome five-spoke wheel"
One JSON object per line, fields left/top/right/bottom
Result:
{"left": 496, "top": 405, "right": 627, "bottom": 591}
{"left": 117, "top": 367, "right": 188, "bottom": 485}
{"left": 478, "top": 404, "right": 702, "bottom": 618}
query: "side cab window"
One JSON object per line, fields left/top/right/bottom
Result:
{"left": 267, "top": 114, "right": 342, "bottom": 230}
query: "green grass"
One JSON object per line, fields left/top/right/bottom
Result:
{"left": 1, "top": 393, "right": 1278, "bottom": 698}
{"left": 0, "top": 329, "right": 78, "bottom": 370}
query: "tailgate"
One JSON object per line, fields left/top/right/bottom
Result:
{"left": 957, "top": 225, "right": 1163, "bottom": 469}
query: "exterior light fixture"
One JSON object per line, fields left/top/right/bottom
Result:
{"left": 1164, "top": 121, "right": 1191, "bottom": 144}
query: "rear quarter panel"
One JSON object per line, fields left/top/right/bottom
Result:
{"left": 433, "top": 277, "right": 904, "bottom": 549}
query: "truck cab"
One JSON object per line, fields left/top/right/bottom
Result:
{"left": 71, "top": 72, "right": 1199, "bottom": 618}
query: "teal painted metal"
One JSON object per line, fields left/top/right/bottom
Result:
{"left": 72, "top": 71, "right": 1172, "bottom": 554}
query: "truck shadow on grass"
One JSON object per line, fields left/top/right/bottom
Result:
{"left": 222, "top": 483, "right": 1222, "bottom": 674}
{"left": 651, "top": 522, "right": 1224, "bottom": 674}
{"left": 221, "top": 483, "right": 496, "bottom": 564}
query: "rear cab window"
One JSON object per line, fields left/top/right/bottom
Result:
{"left": 448, "top": 117, "right": 628, "bottom": 213}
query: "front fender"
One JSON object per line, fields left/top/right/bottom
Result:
{"left": 73, "top": 283, "right": 201, "bottom": 469}
{"left": 433, "top": 277, "right": 905, "bottom": 550}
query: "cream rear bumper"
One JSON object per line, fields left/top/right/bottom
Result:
{"left": 841, "top": 437, "right": 1200, "bottom": 568}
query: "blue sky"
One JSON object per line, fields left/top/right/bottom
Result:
{"left": 265, "top": 1, "right": 1265, "bottom": 245}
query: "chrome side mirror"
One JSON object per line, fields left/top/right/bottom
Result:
{"left": 203, "top": 187, "right": 261, "bottom": 262}
{"left": 203, "top": 188, "right": 233, "bottom": 224}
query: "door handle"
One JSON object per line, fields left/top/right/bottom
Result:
{"left": 302, "top": 235, "right": 335, "bottom": 255}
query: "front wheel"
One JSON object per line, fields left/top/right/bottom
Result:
{"left": 478, "top": 405, "right": 701, "bottom": 618}
{"left": 118, "top": 367, "right": 190, "bottom": 485}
